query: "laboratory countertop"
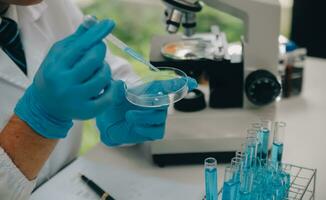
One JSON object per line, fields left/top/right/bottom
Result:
{"left": 33, "top": 57, "right": 326, "bottom": 199}
{"left": 83, "top": 57, "right": 326, "bottom": 199}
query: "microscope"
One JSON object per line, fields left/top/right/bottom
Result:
{"left": 144, "top": 0, "right": 282, "bottom": 166}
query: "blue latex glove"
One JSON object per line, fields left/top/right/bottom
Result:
{"left": 96, "top": 78, "right": 198, "bottom": 146}
{"left": 15, "top": 20, "right": 115, "bottom": 139}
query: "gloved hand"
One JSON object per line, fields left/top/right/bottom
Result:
{"left": 96, "top": 78, "right": 198, "bottom": 146}
{"left": 15, "top": 20, "right": 115, "bottom": 139}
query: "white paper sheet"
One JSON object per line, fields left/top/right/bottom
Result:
{"left": 31, "top": 157, "right": 204, "bottom": 200}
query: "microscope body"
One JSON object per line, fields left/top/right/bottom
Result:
{"left": 206, "top": 0, "right": 281, "bottom": 108}
{"left": 145, "top": 0, "right": 282, "bottom": 166}
{"left": 162, "top": 0, "right": 282, "bottom": 108}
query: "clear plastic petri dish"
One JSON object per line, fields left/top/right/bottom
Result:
{"left": 124, "top": 67, "right": 189, "bottom": 108}
{"left": 161, "top": 39, "right": 214, "bottom": 60}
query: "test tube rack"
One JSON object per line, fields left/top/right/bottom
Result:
{"left": 215, "top": 163, "right": 317, "bottom": 200}
{"left": 204, "top": 120, "right": 317, "bottom": 200}
{"left": 285, "top": 163, "right": 317, "bottom": 200}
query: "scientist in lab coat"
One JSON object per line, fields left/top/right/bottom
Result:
{"left": 0, "top": 0, "right": 198, "bottom": 199}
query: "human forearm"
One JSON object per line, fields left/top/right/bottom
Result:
{"left": 0, "top": 115, "right": 58, "bottom": 180}
{"left": 0, "top": 19, "right": 114, "bottom": 183}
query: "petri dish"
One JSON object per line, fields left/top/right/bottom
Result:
{"left": 161, "top": 39, "right": 214, "bottom": 60}
{"left": 125, "top": 67, "right": 189, "bottom": 108}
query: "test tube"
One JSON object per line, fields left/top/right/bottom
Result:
{"left": 258, "top": 129, "right": 270, "bottom": 163}
{"left": 234, "top": 152, "right": 245, "bottom": 162}
{"left": 244, "top": 137, "right": 259, "bottom": 169}
{"left": 231, "top": 157, "right": 243, "bottom": 197}
{"left": 271, "top": 122, "right": 286, "bottom": 169}
{"left": 239, "top": 164, "right": 254, "bottom": 197}
{"left": 257, "top": 120, "right": 272, "bottom": 165}
{"left": 238, "top": 138, "right": 259, "bottom": 199}
{"left": 205, "top": 157, "right": 218, "bottom": 200}
{"left": 222, "top": 166, "right": 239, "bottom": 200}
{"left": 251, "top": 123, "right": 263, "bottom": 131}
{"left": 261, "top": 120, "right": 273, "bottom": 130}
{"left": 231, "top": 156, "right": 243, "bottom": 181}
{"left": 247, "top": 128, "right": 263, "bottom": 167}
{"left": 247, "top": 129, "right": 258, "bottom": 139}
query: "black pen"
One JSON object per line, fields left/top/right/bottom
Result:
{"left": 80, "top": 174, "right": 116, "bottom": 200}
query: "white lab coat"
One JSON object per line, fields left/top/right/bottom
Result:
{"left": 0, "top": 0, "right": 136, "bottom": 199}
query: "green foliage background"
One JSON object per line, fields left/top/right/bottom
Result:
{"left": 80, "top": 0, "right": 243, "bottom": 154}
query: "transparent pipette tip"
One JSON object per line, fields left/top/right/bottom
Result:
{"left": 82, "top": 15, "right": 159, "bottom": 72}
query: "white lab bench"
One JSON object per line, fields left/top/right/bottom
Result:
{"left": 31, "top": 57, "right": 326, "bottom": 200}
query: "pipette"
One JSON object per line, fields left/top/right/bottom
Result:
{"left": 83, "top": 15, "right": 159, "bottom": 72}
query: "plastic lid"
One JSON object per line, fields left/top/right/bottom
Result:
{"left": 285, "top": 41, "right": 297, "bottom": 52}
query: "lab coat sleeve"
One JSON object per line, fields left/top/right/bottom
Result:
{"left": 65, "top": 0, "right": 139, "bottom": 83}
{"left": 0, "top": 147, "right": 37, "bottom": 200}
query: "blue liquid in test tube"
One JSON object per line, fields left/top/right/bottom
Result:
{"left": 205, "top": 158, "right": 218, "bottom": 200}
{"left": 222, "top": 166, "right": 240, "bottom": 200}
{"left": 271, "top": 142, "right": 283, "bottom": 163}
{"left": 244, "top": 137, "right": 258, "bottom": 169}
{"left": 271, "top": 122, "right": 286, "bottom": 169}
{"left": 222, "top": 181, "right": 239, "bottom": 200}
{"left": 258, "top": 128, "right": 270, "bottom": 162}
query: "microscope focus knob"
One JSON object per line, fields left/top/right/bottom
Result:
{"left": 245, "top": 70, "right": 281, "bottom": 106}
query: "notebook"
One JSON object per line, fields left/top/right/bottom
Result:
{"left": 31, "top": 157, "right": 204, "bottom": 200}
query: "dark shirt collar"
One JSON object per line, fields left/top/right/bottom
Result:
{"left": 0, "top": 5, "right": 9, "bottom": 16}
